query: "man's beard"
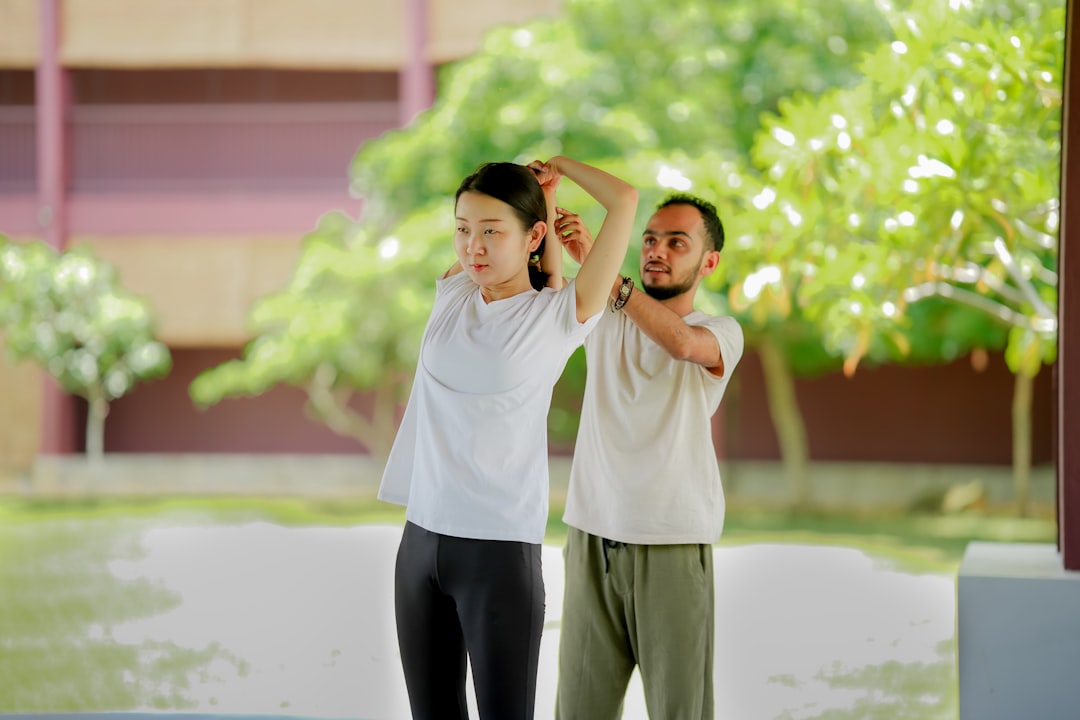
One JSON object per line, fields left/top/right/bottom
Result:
{"left": 642, "top": 272, "right": 696, "bottom": 300}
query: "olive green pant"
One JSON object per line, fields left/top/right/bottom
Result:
{"left": 556, "top": 527, "right": 715, "bottom": 720}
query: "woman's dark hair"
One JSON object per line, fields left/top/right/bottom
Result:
{"left": 456, "top": 162, "right": 550, "bottom": 291}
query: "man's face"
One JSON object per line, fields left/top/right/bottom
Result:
{"left": 639, "top": 204, "right": 713, "bottom": 301}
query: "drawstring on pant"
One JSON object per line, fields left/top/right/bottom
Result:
{"left": 602, "top": 537, "right": 626, "bottom": 574}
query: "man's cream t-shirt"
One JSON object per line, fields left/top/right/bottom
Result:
{"left": 562, "top": 309, "right": 744, "bottom": 545}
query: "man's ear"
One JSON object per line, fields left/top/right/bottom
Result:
{"left": 528, "top": 221, "right": 546, "bottom": 252}
{"left": 700, "top": 250, "right": 721, "bottom": 277}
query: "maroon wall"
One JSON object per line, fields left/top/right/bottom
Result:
{"left": 722, "top": 350, "right": 1054, "bottom": 465}
{"left": 105, "top": 349, "right": 366, "bottom": 454}
{"left": 104, "top": 346, "right": 1054, "bottom": 465}
{"left": 71, "top": 69, "right": 399, "bottom": 105}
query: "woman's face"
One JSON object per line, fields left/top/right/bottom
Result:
{"left": 454, "top": 191, "right": 543, "bottom": 295}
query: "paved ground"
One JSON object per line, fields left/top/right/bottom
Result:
{"left": 72, "top": 523, "right": 956, "bottom": 720}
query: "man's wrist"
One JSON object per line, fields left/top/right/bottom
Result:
{"left": 611, "top": 275, "right": 634, "bottom": 312}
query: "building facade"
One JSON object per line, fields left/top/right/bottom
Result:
{"left": 0, "top": 0, "right": 563, "bottom": 471}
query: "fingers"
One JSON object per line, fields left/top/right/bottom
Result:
{"left": 530, "top": 161, "right": 563, "bottom": 194}
{"left": 554, "top": 212, "right": 592, "bottom": 267}
{"left": 527, "top": 160, "right": 549, "bottom": 181}
{"left": 553, "top": 208, "right": 583, "bottom": 237}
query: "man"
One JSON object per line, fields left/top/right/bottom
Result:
{"left": 553, "top": 193, "right": 744, "bottom": 719}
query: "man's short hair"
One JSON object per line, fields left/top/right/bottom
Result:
{"left": 656, "top": 193, "right": 725, "bottom": 253}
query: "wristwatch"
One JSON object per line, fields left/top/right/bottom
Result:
{"left": 612, "top": 276, "right": 634, "bottom": 312}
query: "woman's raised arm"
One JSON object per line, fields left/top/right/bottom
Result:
{"left": 539, "top": 156, "right": 637, "bottom": 321}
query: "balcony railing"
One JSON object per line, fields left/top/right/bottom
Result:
{"left": 0, "top": 101, "right": 399, "bottom": 234}
{"left": 71, "top": 101, "right": 397, "bottom": 192}
{"left": 1, "top": 101, "right": 398, "bottom": 192}
{"left": 0, "top": 105, "right": 36, "bottom": 193}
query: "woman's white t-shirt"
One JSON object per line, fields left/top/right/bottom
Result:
{"left": 378, "top": 271, "right": 599, "bottom": 544}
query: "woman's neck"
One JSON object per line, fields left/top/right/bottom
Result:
{"left": 479, "top": 271, "right": 534, "bottom": 303}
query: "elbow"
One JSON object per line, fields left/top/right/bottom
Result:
{"left": 667, "top": 336, "right": 695, "bottom": 362}
{"left": 607, "top": 183, "right": 637, "bottom": 212}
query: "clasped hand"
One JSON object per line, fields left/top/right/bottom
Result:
{"left": 527, "top": 159, "right": 594, "bottom": 266}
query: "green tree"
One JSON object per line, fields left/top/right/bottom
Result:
{"left": 0, "top": 237, "right": 172, "bottom": 462}
{"left": 751, "top": 0, "right": 1064, "bottom": 513}
{"left": 632, "top": 149, "right": 843, "bottom": 509}
{"left": 351, "top": 0, "right": 891, "bottom": 234}
{"left": 195, "top": 0, "right": 894, "bottom": 457}
{"left": 189, "top": 210, "right": 455, "bottom": 456}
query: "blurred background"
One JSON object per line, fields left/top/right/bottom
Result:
{"left": 0, "top": 0, "right": 1065, "bottom": 515}
{"left": 0, "top": 0, "right": 1072, "bottom": 717}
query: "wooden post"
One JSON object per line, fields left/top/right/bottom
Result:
{"left": 36, "top": 0, "right": 77, "bottom": 454}
{"left": 400, "top": 0, "right": 434, "bottom": 127}
{"left": 1059, "top": 0, "right": 1079, "bottom": 570}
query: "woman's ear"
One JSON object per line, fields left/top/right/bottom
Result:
{"left": 528, "top": 221, "right": 546, "bottom": 253}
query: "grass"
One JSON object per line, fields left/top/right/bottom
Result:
{"left": 0, "top": 493, "right": 1057, "bottom": 574}
{"left": 718, "top": 504, "right": 1057, "bottom": 574}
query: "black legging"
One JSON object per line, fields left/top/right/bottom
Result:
{"left": 394, "top": 521, "right": 545, "bottom": 720}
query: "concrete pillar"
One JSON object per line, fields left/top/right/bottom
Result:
{"left": 958, "top": 543, "right": 1080, "bottom": 719}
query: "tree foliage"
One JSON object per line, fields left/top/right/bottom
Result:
{"left": 189, "top": 209, "right": 455, "bottom": 456}
{"left": 350, "top": 0, "right": 891, "bottom": 232}
{"left": 190, "top": 0, "right": 1064, "bottom": 501}
{"left": 194, "top": 0, "right": 895, "bottom": 450}
{"left": 0, "top": 237, "right": 171, "bottom": 460}
{"left": 751, "top": 0, "right": 1062, "bottom": 375}
{"left": 730, "top": 0, "right": 1064, "bottom": 512}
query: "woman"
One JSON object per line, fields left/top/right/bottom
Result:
{"left": 378, "top": 156, "right": 637, "bottom": 719}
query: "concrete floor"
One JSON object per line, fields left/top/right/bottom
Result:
{"left": 72, "top": 523, "right": 958, "bottom": 720}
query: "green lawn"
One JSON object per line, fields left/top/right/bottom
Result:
{"left": 1, "top": 492, "right": 1057, "bottom": 572}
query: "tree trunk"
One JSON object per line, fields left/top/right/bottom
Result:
{"left": 85, "top": 392, "right": 109, "bottom": 465}
{"left": 1012, "top": 370, "right": 1034, "bottom": 517}
{"left": 757, "top": 335, "right": 812, "bottom": 510}
{"left": 372, "top": 371, "right": 402, "bottom": 457}
{"left": 306, "top": 363, "right": 399, "bottom": 458}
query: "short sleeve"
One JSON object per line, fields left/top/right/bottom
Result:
{"left": 700, "top": 316, "right": 744, "bottom": 380}
{"left": 435, "top": 269, "right": 473, "bottom": 297}
{"left": 549, "top": 278, "right": 602, "bottom": 341}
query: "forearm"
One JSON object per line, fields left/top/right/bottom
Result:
{"left": 618, "top": 287, "right": 725, "bottom": 372}
{"left": 550, "top": 156, "right": 638, "bottom": 213}
{"left": 540, "top": 190, "right": 564, "bottom": 289}
{"left": 550, "top": 157, "right": 637, "bottom": 317}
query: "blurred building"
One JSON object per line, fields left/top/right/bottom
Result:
{"left": 0, "top": 0, "right": 1054, "bottom": 475}
{"left": 0, "top": 0, "right": 562, "bottom": 469}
